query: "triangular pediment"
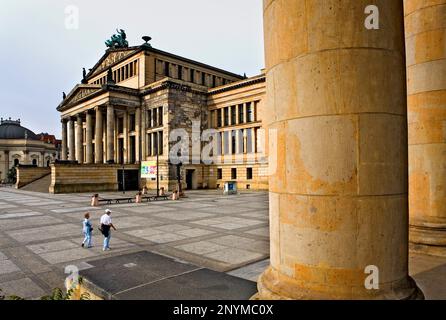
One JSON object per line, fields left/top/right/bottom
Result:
{"left": 88, "top": 47, "right": 140, "bottom": 78}
{"left": 57, "top": 85, "right": 102, "bottom": 110}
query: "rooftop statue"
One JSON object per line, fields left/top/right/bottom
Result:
{"left": 105, "top": 29, "right": 129, "bottom": 49}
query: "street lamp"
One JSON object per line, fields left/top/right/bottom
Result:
{"left": 122, "top": 147, "right": 126, "bottom": 194}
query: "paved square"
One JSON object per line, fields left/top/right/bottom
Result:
{"left": 0, "top": 188, "right": 269, "bottom": 298}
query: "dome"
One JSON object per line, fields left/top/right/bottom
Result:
{"left": 0, "top": 118, "right": 39, "bottom": 140}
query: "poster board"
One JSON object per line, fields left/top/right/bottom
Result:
{"left": 141, "top": 161, "right": 157, "bottom": 179}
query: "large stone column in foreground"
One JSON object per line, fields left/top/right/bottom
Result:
{"left": 257, "top": 0, "right": 422, "bottom": 299}
{"left": 405, "top": 1, "right": 446, "bottom": 256}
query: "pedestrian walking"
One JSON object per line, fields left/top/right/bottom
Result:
{"left": 99, "top": 209, "right": 116, "bottom": 251}
{"left": 81, "top": 212, "right": 93, "bottom": 248}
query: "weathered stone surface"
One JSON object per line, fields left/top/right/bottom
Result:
{"left": 256, "top": 0, "right": 422, "bottom": 300}
{"left": 405, "top": 0, "right": 446, "bottom": 255}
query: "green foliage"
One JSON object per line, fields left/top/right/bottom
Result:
{"left": 1, "top": 277, "right": 90, "bottom": 301}
{"left": 7, "top": 167, "right": 16, "bottom": 184}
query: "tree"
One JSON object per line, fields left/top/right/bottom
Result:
{"left": 7, "top": 167, "right": 16, "bottom": 184}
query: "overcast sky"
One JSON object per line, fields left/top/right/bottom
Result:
{"left": 0, "top": 0, "right": 264, "bottom": 138}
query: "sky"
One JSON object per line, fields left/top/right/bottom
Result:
{"left": 0, "top": 0, "right": 264, "bottom": 138}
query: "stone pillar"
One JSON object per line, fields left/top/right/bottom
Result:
{"left": 68, "top": 118, "right": 75, "bottom": 161}
{"left": 106, "top": 105, "right": 115, "bottom": 163}
{"left": 141, "top": 107, "right": 147, "bottom": 161}
{"left": 405, "top": 0, "right": 446, "bottom": 255}
{"left": 123, "top": 112, "right": 128, "bottom": 164}
{"left": 243, "top": 103, "right": 248, "bottom": 123}
{"left": 102, "top": 116, "right": 107, "bottom": 163}
{"left": 61, "top": 119, "right": 68, "bottom": 161}
{"left": 135, "top": 107, "right": 141, "bottom": 163}
{"left": 85, "top": 111, "right": 93, "bottom": 164}
{"left": 95, "top": 107, "right": 103, "bottom": 164}
{"left": 256, "top": 0, "right": 422, "bottom": 300}
{"left": 75, "top": 115, "right": 84, "bottom": 164}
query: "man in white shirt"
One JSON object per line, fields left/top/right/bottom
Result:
{"left": 100, "top": 209, "right": 117, "bottom": 251}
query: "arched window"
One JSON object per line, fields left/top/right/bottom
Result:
{"left": 14, "top": 159, "right": 19, "bottom": 166}
{"left": 32, "top": 159, "right": 37, "bottom": 166}
{"left": 47, "top": 160, "right": 50, "bottom": 167}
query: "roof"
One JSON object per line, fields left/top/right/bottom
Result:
{"left": 86, "top": 46, "right": 244, "bottom": 80}
{"left": 0, "top": 119, "right": 39, "bottom": 140}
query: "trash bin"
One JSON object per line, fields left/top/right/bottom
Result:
{"left": 224, "top": 181, "right": 237, "bottom": 195}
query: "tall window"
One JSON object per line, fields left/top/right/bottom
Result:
{"left": 239, "top": 104, "right": 244, "bottom": 123}
{"left": 158, "top": 107, "right": 163, "bottom": 126}
{"left": 147, "top": 133, "right": 152, "bottom": 156}
{"left": 247, "top": 102, "right": 253, "bottom": 122}
{"left": 158, "top": 131, "right": 163, "bottom": 155}
{"left": 217, "top": 168, "right": 222, "bottom": 180}
{"left": 118, "top": 118, "right": 124, "bottom": 134}
{"left": 201, "top": 72, "right": 206, "bottom": 86}
{"left": 165, "top": 61, "right": 170, "bottom": 77}
{"left": 231, "top": 132, "right": 236, "bottom": 155}
{"left": 247, "top": 168, "right": 253, "bottom": 180}
{"left": 217, "top": 109, "right": 222, "bottom": 127}
{"left": 224, "top": 107, "right": 229, "bottom": 126}
{"left": 231, "top": 168, "right": 237, "bottom": 180}
{"left": 147, "top": 110, "right": 152, "bottom": 128}
{"left": 32, "top": 159, "right": 37, "bottom": 166}
{"left": 129, "top": 114, "right": 136, "bottom": 132}
{"left": 178, "top": 65, "right": 183, "bottom": 80}
{"left": 153, "top": 108, "right": 158, "bottom": 127}
{"left": 212, "top": 75, "right": 216, "bottom": 87}
{"left": 190, "top": 69, "right": 195, "bottom": 83}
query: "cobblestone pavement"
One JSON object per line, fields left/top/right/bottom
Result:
{"left": 0, "top": 187, "right": 269, "bottom": 298}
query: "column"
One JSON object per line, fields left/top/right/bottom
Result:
{"left": 68, "top": 117, "right": 75, "bottom": 161}
{"left": 256, "top": 0, "right": 422, "bottom": 300}
{"left": 61, "top": 119, "right": 68, "bottom": 161}
{"left": 228, "top": 106, "right": 232, "bottom": 126}
{"left": 405, "top": 0, "right": 446, "bottom": 255}
{"left": 85, "top": 111, "right": 93, "bottom": 164}
{"left": 102, "top": 116, "right": 107, "bottom": 163}
{"left": 151, "top": 132, "right": 156, "bottom": 156}
{"left": 135, "top": 107, "right": 141, "bottom": 163}
{"left": 141, "top": 107, "right": 147, "bottom": 161}
{"left": 243, "top": 103, "right": 248, "bottom": 123}
{"left": 95, "top": 107, "right": 103, "bottom": 164}
{"left": 123, "top": 111, "right": 128, "bottom": 164}
{"left": 106, "top": 105, "right": 115, "bottom": 163}
{"left": 75, "top": 115, "right": 84, "bottom": 164}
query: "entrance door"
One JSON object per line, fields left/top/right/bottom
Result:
{"left": 117, "top": 169, "right": 139, "bottom": 191}
{"left": 186, "top": 169, "right": 195, "bottom": 190}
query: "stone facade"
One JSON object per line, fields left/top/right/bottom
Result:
{"left": 0, "top": 119, "right": 58, "bottom": 183}
{"left": 405, "top": 0, "right": 446, "bottom": 255}
{"left": 57, "top": 42, "right": 267, "bottom": 192}
{"left": 256, "top": 0, "right": 422, "bottom": 300}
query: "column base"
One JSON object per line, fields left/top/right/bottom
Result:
{"left": 410, "top": 223, "right": 446, "bottom": 254}
{"left": 252, "top": 266, "right": 424, "bottom": 300}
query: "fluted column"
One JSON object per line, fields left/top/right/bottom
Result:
{"left": 106, "top": 105, "right": 115, "bottom": 163}
{"left": 135, "top": 107, "right": 141, "bottom": 163}
{"left": 85, "top": 111, "right": 93, "bottom": 164}
{"left": 405, "top": 0, "right": 446, "bottom": 255}
{"left": 61, "top": 119, "right": 68, "bottom": 161}
{"left": 68, "top": 117, "right": 75, "bottom": 161}
{"left": 95, "top": 107, "right": 103, "bottom": 164}
{"left": 256, "top": 0, "right": 422, "bottom": 300}
{"left": 75, "top": 115, "right": 84, "bottom": 164}
{"left": 123, "top": 111, "right": 128, "bottom": 164}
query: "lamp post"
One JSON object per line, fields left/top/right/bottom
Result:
{"left": 156, "top": 139, "right": 160, "bottom": 197}
{"left": 122, "top": 147, "right": 126, "bottom": 194}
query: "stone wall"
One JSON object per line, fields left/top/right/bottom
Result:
{"left": 15, "top": 166, "right": 51, "bottom": 189}
{"left": 49, "top": 163, "right": 139, "bottom": 194}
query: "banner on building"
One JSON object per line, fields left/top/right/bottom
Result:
{"left": 141, "top": 161, "right": 157, "bottom": 179}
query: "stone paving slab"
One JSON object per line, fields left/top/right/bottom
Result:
{"left": 79, "top": 251, "right": 256, "bottom": 300}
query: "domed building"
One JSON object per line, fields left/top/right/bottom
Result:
{"left": 0, "top": 118, "right": 59, "bottom": 182}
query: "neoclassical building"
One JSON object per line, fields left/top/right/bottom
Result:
{"left": 0, "top": 118, "right": 58, "bottom": 182}
{"left": 57, "top": 36, "right": 268, "bottom": 191}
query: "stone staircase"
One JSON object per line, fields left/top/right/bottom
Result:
{"left": 20, "top": 174, "right": 51, "bottom": 193}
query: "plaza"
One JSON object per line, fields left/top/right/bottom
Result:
{"left": 0, "top": 187, "right": 269, "bottom": 299}
{"left": 0, "top": 187, "right": 445, "bottom": 299}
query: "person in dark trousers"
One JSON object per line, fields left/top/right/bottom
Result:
{"left": 99, "top": 209, "right": 116, "bottom": 251}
